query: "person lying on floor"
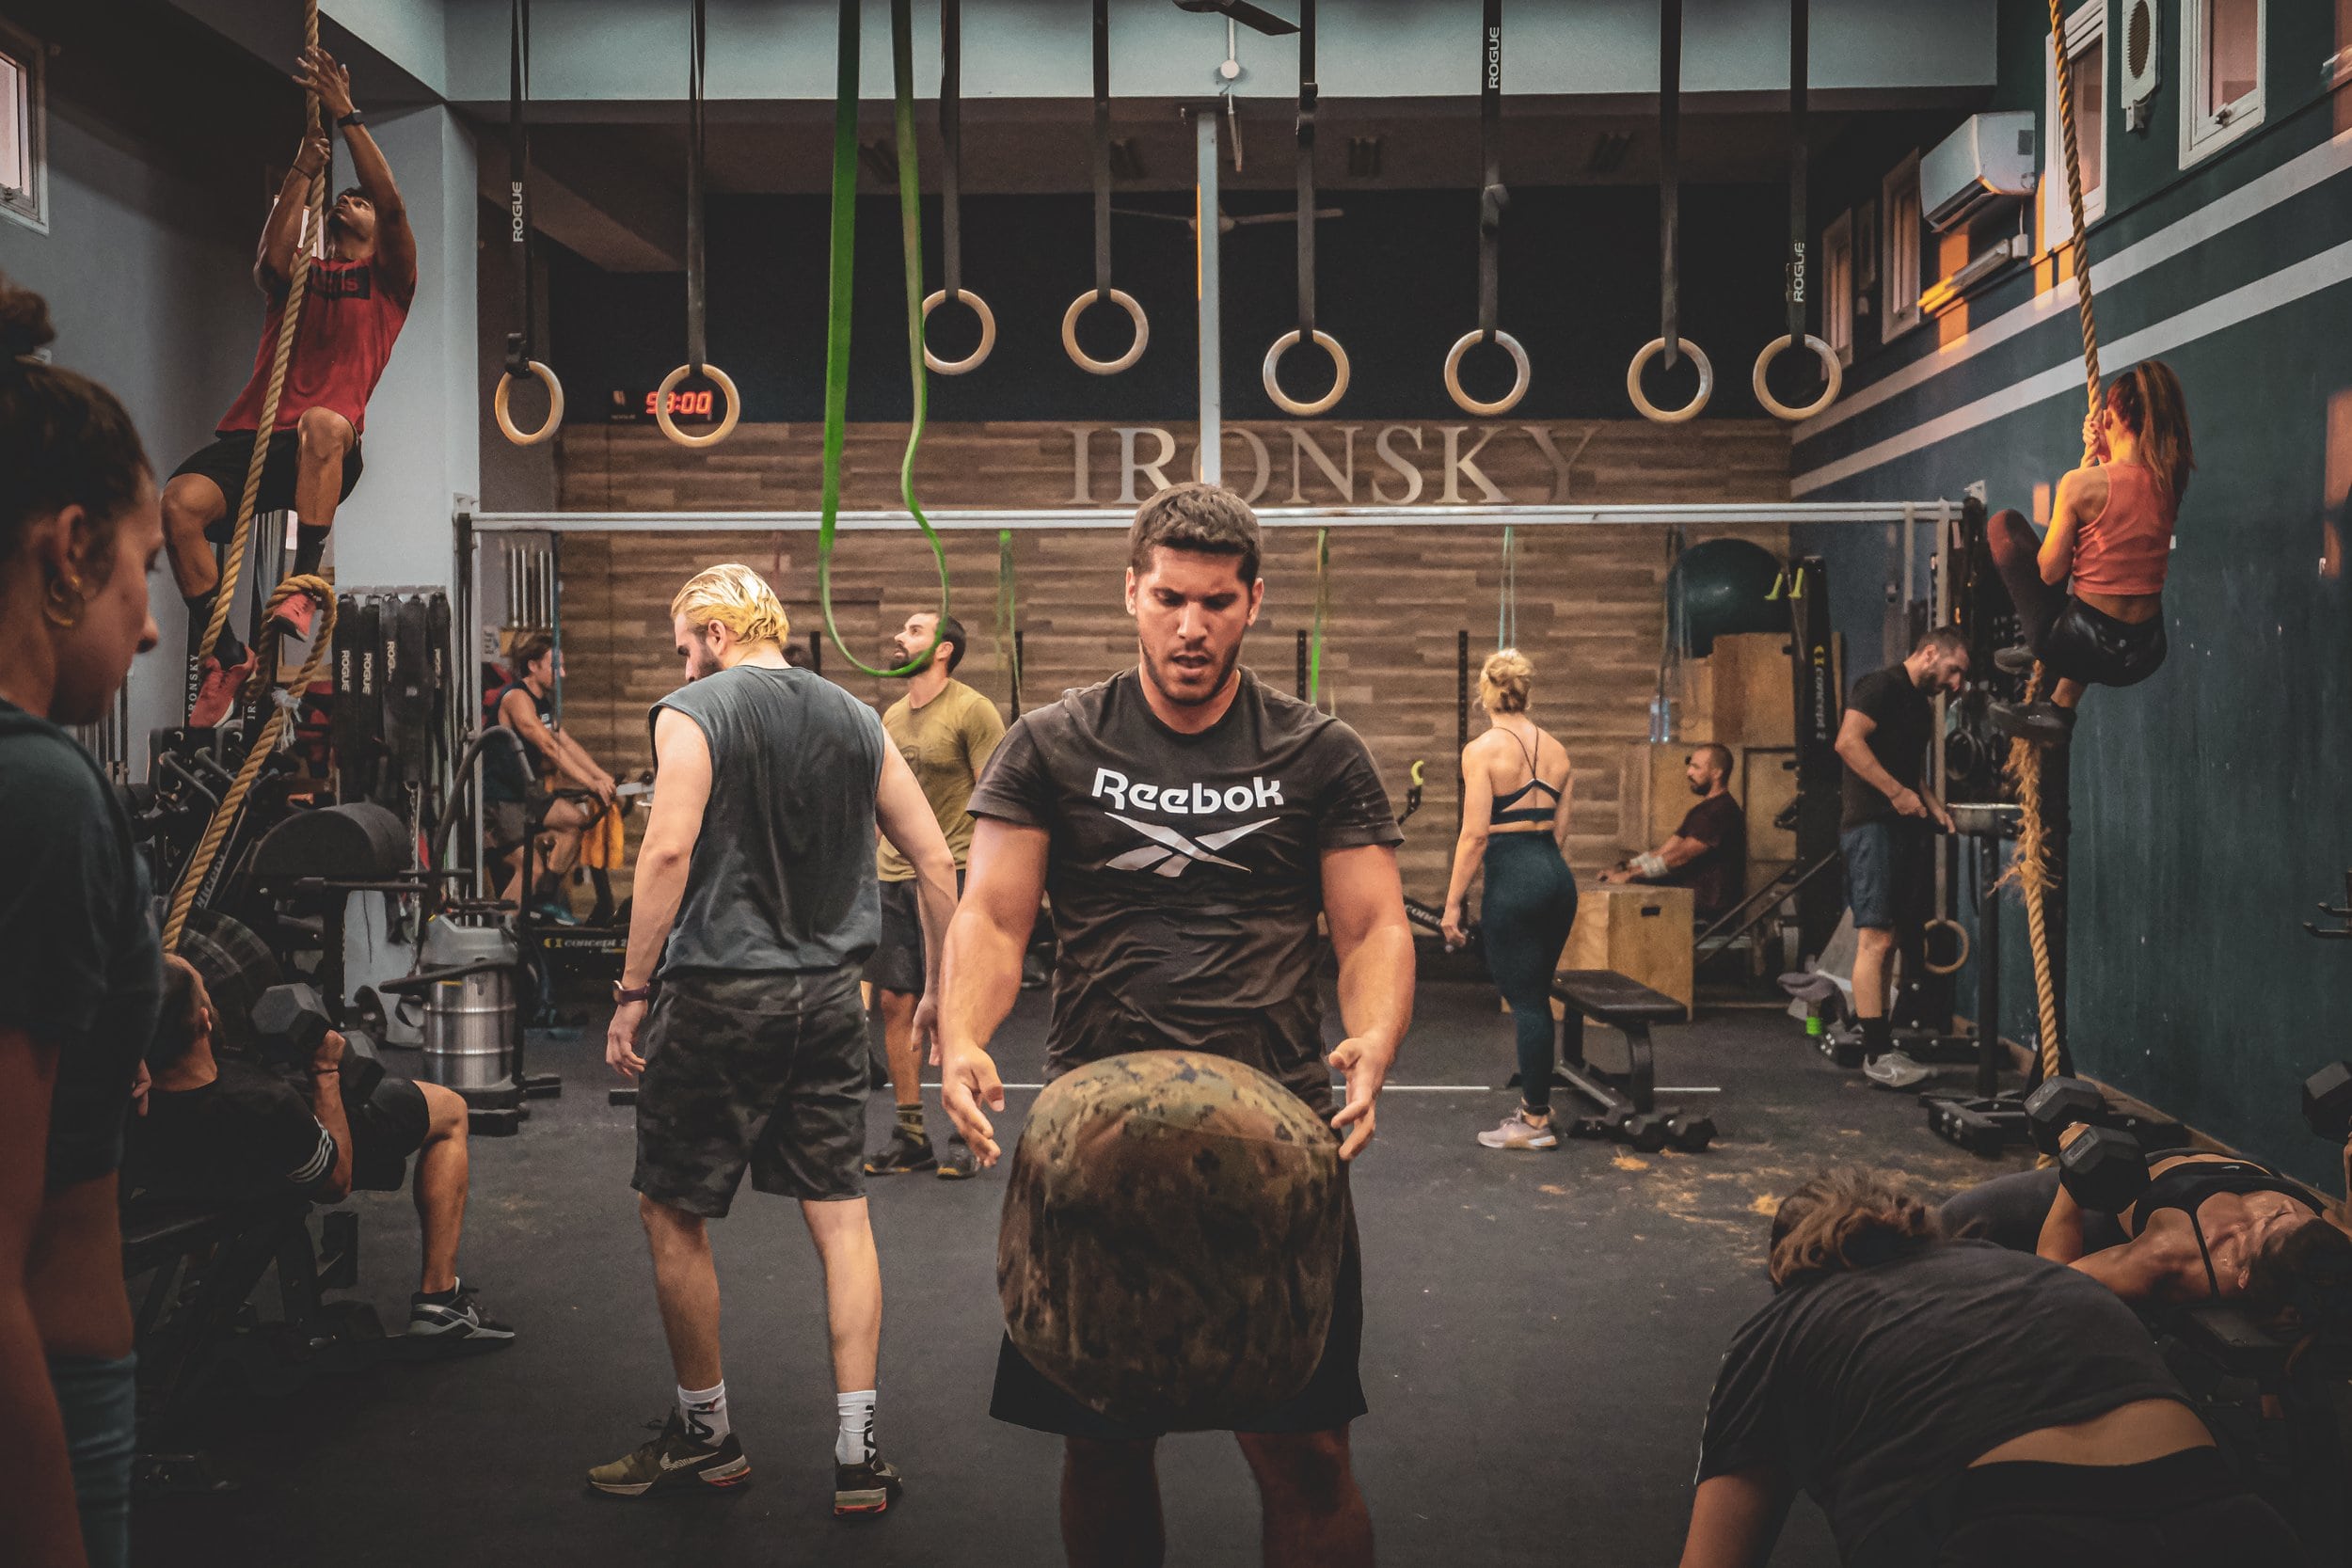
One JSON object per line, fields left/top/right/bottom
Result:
{"left": 1678, "top": 1166, "right": 2299, "bottom": 1568}
{"left": 1939, "top": 1135, "right": 2352, "bottom": 1317}
{"left": 1987, "top": 359, "right": 2194, "bottom": 748}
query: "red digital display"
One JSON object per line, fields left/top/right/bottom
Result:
{"left": 644, "top": 388, "right": 718, "bottom": 419}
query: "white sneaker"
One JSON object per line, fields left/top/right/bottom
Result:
{"left": 1863, "top": 1049, "right": 1932, "bottom": 1091}
{"left": 1476, "top": 1108, "right": 1561, "bottom": 1150}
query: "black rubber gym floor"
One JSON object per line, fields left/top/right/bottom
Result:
{"left": 131, "top": 982, "right": 2034, "bottom": 1567}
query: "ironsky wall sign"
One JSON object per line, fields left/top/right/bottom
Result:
{"left": 1065, "top": 422, "right": 1602, "bottom": 507}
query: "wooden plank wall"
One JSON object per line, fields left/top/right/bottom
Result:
{"left": 549, "top": 419, "right": 1792, "bottom": 901}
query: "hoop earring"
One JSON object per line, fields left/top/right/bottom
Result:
{"left": 42, "top": 573, "right": 87, "bottom": 628}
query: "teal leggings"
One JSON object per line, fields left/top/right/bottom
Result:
{"left": 1481, "top": 834, "right": 1579, "bottom": 1112}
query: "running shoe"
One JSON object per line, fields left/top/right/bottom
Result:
{"left": 1862, "top": 1049, "right": 1933, "bottom": 1091}
{"left": 587, "top": 1412, "right": 750, "bottom": 1497}
{"left": 936, "top": 1133, "right": 979, "bottom": 1180}
{"left": 1993, "top": 644, "right": 2038, "bottom": 674}
{"left": 864, "top": 1124, "right": 938, "bottom": 1176}
{"left": 405, "top": 1282, "right": 516, "bottom": 1351}
{"left": 188, "top": 648, "right": 258, "bottom": 728}
{"left": 267, "top": 588, "right": 323, "bottom": 641}
{"left": 1989, "top": 701, "right": 2076, "bottom": 746}
{"left": 834, "top": 1453, "right": 903, "bottom": 1517}
{"left": 1475, "top": 1108, "right": 1560, "bottom": 1150}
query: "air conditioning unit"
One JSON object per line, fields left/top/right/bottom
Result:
{"left": 1922, "top": 111, "right": 2037, "bottom": 233}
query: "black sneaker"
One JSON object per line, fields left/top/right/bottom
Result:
{"left": 587, "top": 1413, "right": 750, "bottom": 1497}
{"left": 834, "top": 1452, "right": 903, "bottom": 1517}
{"left": 936, "top": 1133, "right": 978, "bottom": 1181}
{"left": 1994, "top": 644, "right": 2038, "bottom": 674}
{"left": 405, "top": 1282, "right": 516, "bottom": 1352}
{"left": 864, "top": 1123, "right": 937, "bottom": 1176}
{"left": 1990, "top": 700, "right": 2077, "bottom": 746}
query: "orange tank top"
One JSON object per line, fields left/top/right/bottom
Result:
{"left": 2068, "top": 462, "right": 2174, "bottom": 598}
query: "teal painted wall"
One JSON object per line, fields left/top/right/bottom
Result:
{"left": 1791, "top": 3, "right": 2352, "bottom": 1182}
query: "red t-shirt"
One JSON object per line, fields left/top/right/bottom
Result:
{"left": 2068, "top": 461, "right": 2175, "bottom": 597}
{"left": 215, "top": 256, "right": 411, "bottom": 437}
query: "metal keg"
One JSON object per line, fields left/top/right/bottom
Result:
{"left": 418, "top": 918, "right": 518, "bottom": 1092}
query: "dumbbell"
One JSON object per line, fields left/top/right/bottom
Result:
{"left": 2025, "top": 1076, "right": 2149, "bottom": 1213}
{"left": 1662, "top": 1112, "right": 1717, "bottom": 1153}
{"left": 2303, "top": 1062, "right": 2352, "bottom": 1145}
{"left": 251, "top": 983, "right": 384, "bottom": 1101}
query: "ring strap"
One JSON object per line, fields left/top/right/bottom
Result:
{"left": 1476, "top": 0, "right": 1503, "bottom": 342}
{"left": 1091, "top": 0, "right": 1111, "bottom": 301}
{"left": 1657, "top": 0, "right": 1680, "bottom": 370}
{"left": 504, "top": 0, "right": 533, "bottom": 376}
{"left": 940, "top": 0, "right": 962, "bottom": 299}
{"left": 1782, "top": 0, "right": 1811, "bottom": 401}
{"left": 686, "top": 0, "right": 708, "bottom": 374}
{"left": 1295, "top": 0, "right": 1318, "bottom": 338}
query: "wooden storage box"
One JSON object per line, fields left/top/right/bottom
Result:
{"left": 1555, "top": 883, "right": 1694, "bottom": 1016}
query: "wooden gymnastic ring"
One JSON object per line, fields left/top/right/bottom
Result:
{"left": 1061, "top": 288, "right": 1149, "bottom": 375}
{"left": 922, "top": 288, "right": 997, "bottom": 375}
{"left": 1751, "top": 334, "right": 1844, "bottom": 421}
{"left": 1442, "top": 329, "right": 1530, "bottom": 417}
{"left": 492, "top": 360, "right": 565, "bottom": 447}
{"left": 1263, "top": 328, "right": 1351, "bottom": 417}
{"left": 1922, "top": 916, "right": 1971, "bottom": 976}
{"left": 1626, "top": 338, "right": 1713, "bottom": 424}
{"left": 653, "top": 363, "right": 742, "bottom": 450}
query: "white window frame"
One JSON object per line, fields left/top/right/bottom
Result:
{"left": 2043, "top": 0, "right": 2107, "bottom": 247}
{"left": 1821, "top": 211, "right": 1854, "bottom": 366}
{"left": 2180, "top": 0, "right": 2264, "bottom": 167}
{"left": 1882, "top": 152, "right": 1923, "bottom": 342}
{"left": 0, "top": 19, "right": 47, "bottom": 235}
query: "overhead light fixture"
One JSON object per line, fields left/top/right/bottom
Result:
{"left": 1586, "top": 131, "right": 1633, "bottom": 175}
{"left": 1346, "top": 135, "right": 1383, "bottom": 178}
{"left": 1109, "top": 137, "right": 1146, "bottom": 181}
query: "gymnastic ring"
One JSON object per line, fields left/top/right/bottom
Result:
{"left": 1061, "top": 288, "right": 1149, "bottom": 375}
{"left": 922, "top": 288, "right": 997, "bottom": 375}
{"left": 1922, "top": 916, "right": 1971, "bottom": 976}
{"left": 492, "top": 360, "right": 565, "bottom": 447}
{"left": 1262, "top": 328, "right": 1351, "bottom": 417}
{"left": 653, "top": 362, "right": 742, "bottom": 450}
{"left": 1751, "top": 334, "right": 1844, "bottom": 421}
{"left": 1625, "top": 338, "right": 1713, "bottom": 424}
{"left": 1442, "top": 329, "right": 1530, "bottom": 418}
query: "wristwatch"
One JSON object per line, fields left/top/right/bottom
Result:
{"left": 613, "top": 981, "right": 655, "bottom": 1005}
{"left": 336, "top": 110, "right": 366, "bottom": 128}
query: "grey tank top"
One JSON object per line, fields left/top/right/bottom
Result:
{"left": 651, "top": 663, "right": 886, "bottom": 976}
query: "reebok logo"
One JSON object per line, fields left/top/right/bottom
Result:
{"left": 1104, "top": 815, "right": 1276, "bottom": 878}
{"left": 1090, "top": 768, "right": 1283, "bottom": 816}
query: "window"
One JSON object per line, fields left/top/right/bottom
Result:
{"left": 2043, "top": 0, "right": 2106, "bottom": 246}
{"left": 1821, "top": 212, "right": 1854, "bottom": 366}
{"left": 2181, "top": 0, "right": 2263, "bottom": 166}
{"left": 0, "top": 21, "right": 43, "bottom": 233}
{"left": 1882, "top": 153, "right": 1923, "bottom": 341}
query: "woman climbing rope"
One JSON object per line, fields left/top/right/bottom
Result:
{"left": 1985, "top": 364, "right": 2194, "bottom": 749}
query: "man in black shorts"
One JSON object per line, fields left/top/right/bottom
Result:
{"left": 1832, "top": 626, "right": 1964, "bottom": 1090}
{"left": 129, "top": 958, "right": 512, "bottom": 1347}
{"left": 937, "top": 483, "right": 1416, "bottom": 1567}
{"left": 594, "top": 565, "right": 958, "bottom": 1516}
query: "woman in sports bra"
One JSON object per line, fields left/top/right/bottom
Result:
{"left": 1440, "top": 649, "right": 1580, "bottom": 1151}
{"left": 1987, "top": 359, "right": 2195, "bottom": 747}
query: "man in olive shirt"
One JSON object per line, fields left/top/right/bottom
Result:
{"left": 1833, "top": 626, "right": 1966, "bottom": 1089}
{"left": 865, "top": 610, "right": 1004, "bottom": 1180}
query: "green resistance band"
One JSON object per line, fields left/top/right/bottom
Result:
{"left": 818, "top": 0, "right": 950, "bottom": 678}
{"left": 996, "top": 526, "right": 1021, "bottom": 705}
{"left": 1496, "top": 522, "right": 1518, "bottom": 650}
{"left": 1306, "top": 526, "right": 1330, "bottom": 707}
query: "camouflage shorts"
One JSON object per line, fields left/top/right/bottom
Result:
{"left": 631, "top": 968, "right": 867, "bottom": 1217}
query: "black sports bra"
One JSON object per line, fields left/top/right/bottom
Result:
{"left": 1490, "top": 728, "right": 1562, "bottom": 826}
{"left": 2128, "top": 1149, "right": 2327, "bottom": 1299}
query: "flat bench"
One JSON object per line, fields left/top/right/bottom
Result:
{"left": 2165, "top": 1304, "right": 2352, "bottom": 1556}
{"left": 1545, "top": 970, "right": 1715, "bottom": 1153}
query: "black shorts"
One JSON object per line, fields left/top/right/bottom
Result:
{"left": 485, "top": 798, "right": 530, "bottom": 854}
{"left": 2036, "top": 595, "right": 2168, "bottom": 690}
{"left": 632, "top": 968, "right": 867, "bottom": 1217}
{"left": 862, "top": 873, "right": 961, "bottom": 996}
{"left": 990, "top": 1180, "right": 1366, "bottom": 1440}
{"left": 169, "top": 430, "right": 364, "bottom": 536}
{"left": 344, "top": 1075, "right": 430, "bottom": 1193}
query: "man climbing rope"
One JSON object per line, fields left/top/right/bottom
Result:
{"left": 1988, "top": 361, "right": 2195, "bottom": 747}
{"left": 164, "top": 45, "right": 416, "bottom": 727}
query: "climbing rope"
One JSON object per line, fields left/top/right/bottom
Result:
{"left": 2007, "top": 0, "right": 2104, "bottom": 1088}
{"left": 815, "top": 0, "right": 950, "bottom": 678}
{"left": 165, "top": 578, "right": 339, "bottom": 953}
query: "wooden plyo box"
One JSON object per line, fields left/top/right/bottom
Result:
{"left": 1554, "top": 883, "right": 1695, "bottom": 1017}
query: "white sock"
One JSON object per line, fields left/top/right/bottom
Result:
{"left": 834, "top": 1389, "right": 876, "bottom": 1465}
{"left": 677, "top": 1381, "right": 729, "bottom": 1446}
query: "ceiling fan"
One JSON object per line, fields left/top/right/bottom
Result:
{"left": 1171, "top": 0, "right": 1297, "bottom": 37}
{"left": 1112, "top": 202, "right": 1344, "bottom": 236}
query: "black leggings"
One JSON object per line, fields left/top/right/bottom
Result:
{"left": 1937, "top": 1167, "right": 2129, "bottom": 1255}
{"left": 1986, "top": 509, "right": 2169, "bottom": 689}
{"left": 1931, "top": 1450, "right": 2305, "bottom": 1567}
{"left": 1479, "top": 833, "right": 1578, "bottom": 1113}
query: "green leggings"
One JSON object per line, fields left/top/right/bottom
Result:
{"left": 1481, "top": 833, "right": 1579, "bottom": 1111}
